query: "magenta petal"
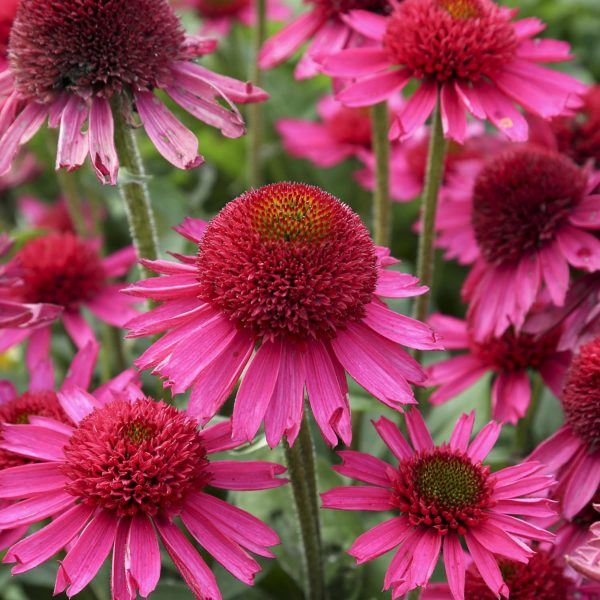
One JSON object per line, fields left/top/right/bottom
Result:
{"left": 465, "top": 534, "right": 509, "bottom": 598}
{"left": 135, "top": 90, "right": 203, "bottom": 170}
{"left": 63, "top": 341, "right": 99, "bottom": 391}
{"left": 5, "top": 504, "right": 94, "bottom": 573}
{"left": 373, "top": 416, "right": 413, "bottom": 461}
{"left": 491, "top": 371, "right": 530, "bottom": 424}
{"left": 342, "top": 10, "right": 387, "bottom": 40}
{"left": 538, "top": 241, "right": 569, "bottom": 306}
{"left": 322, "top": 47, "right": 391, "bottom": 77}
{"left": 349, "top": 516, "right": 411, "bottom": 563}
{"left": 468, "top": 522, "right": 532, "bottom": 563}
{"left": 441, "top": 82, "right": 466, "bottom": 143}
{"left": 207, "top": 460, "right": 287, "bottom": 491}
{"left": 112, "top": 518, "right": 134, "bottom": 600}
{"left": 0, "top": 491, "right": 74, "bottom": 528}
{"left": 0, "top": 424, "right": 68, "bottom": 462}
{"left": 334, "top": 450, "right": 392, "bottom": 487}
{"left": 443, "top": 533, "right": 465, "bottom": 600}
{"left": 57, "top": 384, "right": 101, "bottom": 425}
{"left": 0, "top": 463, "right": 66, "bottom": 499}
{"left": 56, "top": 95, "right": 89, "bottom": 173}
{"left": 321, "top": 486, "right": 396, "bottom": 511}
{"left": 173, "top": 216, "right": 209, "bottom": 243}
{"left": 404, "top": 408, "right": 434, "bottom": 452}
{"left": 295, "top": 20, "right": 350, "bottom": 79}
{"left": 467, "top": 421, "right": 502, "bottom": 463}
{"left": 89, "top": 97, "right": 118, "bottom": 185}
{"left": 337, "top": 70, "right": 412, "bottom": 107}
{"left": 128, "top": 513, "right": 160, "bottom": 598}
{"left": 62, "top": 310, "right": 96, "bottom": 350}
{"left": 102, "top": 246, "right": 137, "bottom": 277}
{"left": 492, "top": 497, "right": 558, "bottom": 519}
{"left": 449, "top": 412, "right": 475, "bottom": 453}
{"left": 55, "top": 510, "right": 119, "bottom": 596}
{"left": 562, "top": 451, "right": 600, "bottom": 519}
{"left": 487, "top": 513, "right": 555, "bottom": 543}
{"left": 397, "top": 80, "right": 438, "bottom": 141}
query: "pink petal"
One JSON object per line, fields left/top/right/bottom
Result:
{"left": 376, "top": 269, "right": 428, "bottom": 298}
{"left": 443, "top": 533, "right": 465, "bottom": 600}
{"left": 62, "top": 310, "right": 96, "bottom": 350}
{"left": 57, "top": 385, "right": 101, "bottom": 425}
{"left": 322, "top": 47, "right": 391, "bottom": 77}
{"left": 465, "top": 535, "right": 509, "bottom": 598}
{"left": 349, "top": 516, "right": 412, "bottom": 563}
{"left": 88, "top": 97, "right": 118, "bottom": 185}
{"left": 373, "top": 416, "right": 413, "bottom": 461}
{"left": 487, "top": 513, "right": 555, "bottom": 543}
{"left": 102, "top": 246, "right": 137, "bottom": 277}
{"left": 207, "top": 460, "right": 287, "bottom": 491}
{"left": 404, "top": 408, "right": 434, "bottom": 451}
{"left": 129, "top": 513, "right": 161, "bottom": 597}
{"left": 295, "top": 20, "right": 350, "bottom": 79}
{"left": 125, "top": 273, "right": 200, "bottom": 301}
{"left": 397, "top": 80, "right": 438, "bottom": 141}
{"left": 539, "top": 241, "right": 569, "bottom": 306}
{"left": 556, "top": 224, "right": 600, "bottom": 272}
{"left": 342, "top": 10, "right": 387, "bottom": 40}
{"left": 112, "top": 518, "right": 134, "bottom": 600}
{"left": 337, "top": 70, "right": 412, "bottom": 107}
{"left": 334, "top": 450, "right": 392, "bottom": 487}
{"left": 56, "top": 95, "right": 89, "bottom": 173}
{"left": 528, "top": 426, "right": 580, "bottom": 471}
{"left": 0, "top": 491, "right": 74, "bottom": 528}
{"left": 570, "top": 194, "right": 600, "bottom": 229}
{"left": 320, "top": 486, "right": 396, "bottom": 511}
{"left": 467, "top": 421, "right": 502, "bottom": 463}
{"left": 173, "top": 216, "right": 208, "bottom": 243}
{"left": 63, "top": 341, "right": 99, "bottom": 391}
{"left": 125, "top": 298, "right": 205, "bottom": 338}
{"left": 562, "top": 451, "right": 600, "bottom": 519}
{"left": 134, "top": 90, "right": 203, "bottom": 170}
{"left": 468, "top": 522, "right": 532, "bottom": 563}
{"left": 0, "top": 463, "right": 66, "bottom": 499}
{"left": 491, "top": 371, "right": 530, "bottom": 424}
{"left": 0, "top": 424, "right": 69, "bottom": 462}
{"left": 441, "top": 81, "right": 467, "bottom": 143}
{"left": 449, "top": 412, "right": 475, "bottom": 452}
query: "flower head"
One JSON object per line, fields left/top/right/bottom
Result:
{"left": 0, "top": 388, "right": 286, "bottom": 598}
{"left": 126, "top": 182, "right": 441, "bottom": 447}
{"left": 323, "top": 0, "right": 586, "bottom": 142}
{"left": 426, "top": 314, "right": 570, "bottom": 423}
{"left": 530, "top": 336, "right": 600, "bottom": 519}
{"left": 0, "top": 0, "right": 268, "bottom": 183}
{"left": 434, "top": 146, "right": 600, "bottom": 340}
{"left": 322, "top": 410, "right": 556, "bottom": 599}
{"left": 0, "top": 232, "right": 139, "bottom": 362}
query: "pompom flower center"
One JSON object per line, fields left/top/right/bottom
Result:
{"left": 393, "top": 447, "right": 495, "bottom": 535}
{"left": 62, "top": 399, "right": 209, "bottom": 517}
{"left": 471, "top": 148, "right": 587, "bottom": 266}
{"left": 561, "top": 336, "right": 600, "bottom": 450}
{"left": 14, "top": 233, "right": 106, "bottom": 309}
{"left": 193, "top": 0, "right": 250, "bottom": 18}
{"left": 309, "top": 0, "right": 392, "bottom": 18}
{"left": 327, "top": 107, "right": 372, "bottom": 147}
{"left": 196, "top": 182, "right": 378, "bottom": 341}
{"left": 471, "top": 329, "right": 559, "bottom": 372}
{"left": 464, "top": 550, "right": 573, "bottom": 599}
{"left": 8, "top": 0, "right": 186, "bottom": 102}
{"left": 383, "top": 0, "right": 517, "bottom": 81}
{"left": 0, "top": 391, "right": 68, "bottom": 469}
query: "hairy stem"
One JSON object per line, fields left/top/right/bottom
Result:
{"left": 371, "top": 101, "right": 391, "bottom": 247}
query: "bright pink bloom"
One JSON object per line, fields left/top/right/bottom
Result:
{"left": 258, "top": 0, "right": 392, "bottom": 79}
{"left": 0, "top": 0, "right": 268, "bottom": 184}
{"left": 421, "top": 549, "right": 596, "bottom": 600}
{"left": 434, "top": 146, "right": 600, "bottom": 340}
{"left": 322, "top": 410, "right": 556, "bottom": 599}
{"left": 126, "top": 182, "right": 441, "bottom": 447}
{"left": 0, "top": 388, "right": 285, "bottom": 599}
{"left": 177, "top": 0, "right": 290, "bottom": 36}
{"left": 566, "top": 505, "right": 600, "bottom": 584}
{"left": 425, "top": 313, "right": 570, "bottom": 424}
{"left": 0, "top": 233, "right": 139, "bottom": 363}
{"left": 530, "top": 337, "right": 600, "bottom": 520}
{"left": 322, "top": 0, "right": 585, "bottom": 142}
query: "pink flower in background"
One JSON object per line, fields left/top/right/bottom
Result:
{"left": 0, "top": 0, "right": 18, "bottom": 63}
{"left": 323, "top": 0, "right": 586, "bottom": 142}
{"left": 425, "top": 313, "right": 570, "bottom": 424}
{"left": 0, "top": 233, "right": 139, "bottom": 363}
{"left": 126, "top": 182, "right": 441, "bottom": 448}
{"left": 435, "top": 146, "right": 600, "bottom": 340}
{"left": 530, "top": 336, "right": 600, "bottom": 519}
{"left": 17, "top": 196, "right": 97, "bottom": 234}
{"left": 177, "top": 0, "right": 290, "bottom": 36}
{"left": 0, "top": 388, "right": 286, "bottom": 599}
{"left": 258, "top": 0, "right": 393, "bottom": 79}
{"left": 322, "top": 410, "right": 556, "bottom": 599}
{"left": 0, "top": 0, "right": 269, "bottom": 184}
{"left": 566, "top": 506, "right": 600, "bottom": 584}
{"left": 0, "top": 153, "right": 38, "bottom": 193}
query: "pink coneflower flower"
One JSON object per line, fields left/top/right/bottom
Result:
{"left": 322, "top": 410, "right": 556, "bottom": 599}
{"left": 0, "top": 0, "right": 268, "bottom": 184}
{"left": 425, "top": 313, "right": 570, "bottom": 424}
{"left": 177, "top": 0, "right": 291, "bottom": 36}
{"left": 126, "top": 182, "right": 441, "bottom": 447}
{"left": 530, "top": 336, "right": 600, "bottom": 519}
{"left": 0, "top": 232, "right": 138, "bottom": 362}
{"left": 566, "top": 506, "right": 600, "bottom": 584}
{"left": 17, "top": 196, "right": 97, "bottom": 235}
{"left": 421, "top": 549, "right": 596, "bottom": 599}
{"left": 435, "top": 146, "right": 600, "bottom": 340}
{"left": 0, "top": 388, "right": 286, "bottom": 599}
{"left": 0, "top": 0, "right": 18, "bottom": 63}
{"left": 322, "top": 0, "right": 586, "bottom": 142}
{"left": 258, "top": 0, "right": 393, "bottom": 79}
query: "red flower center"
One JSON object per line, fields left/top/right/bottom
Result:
{"left": 192, "top": 0, "right": 250, "bottom": 18}
{"left": 0, "top": 390, "right": 69, "bottom": 470}
{"left": 561, "top": 336, "right": 600, "bottom": 451}
{"left": 14, "top": 233, "right": 105, "bottom": 309}
{"left": 8, "top": 0, "right": 185, "bottom": 102}
{"left": 471, "top": 329, "right": 559, "bottom": 373}
{"left": 383, "top": 0, "right": 517, "bottom": 82}
{"left": 392, "top": 446, "right": 495, "bottom": 535}
{"left": 196, "top": 182, "right": 378, "bottom": 342}
{"left": 309, "top": 0, "right": 392, "bottom": 18}
{"left": 465, "top": 550, "right": 574, "bottom": 599}
{"left": 471, "top": 147, "right": 587, "bottom": 266}
{"left": 62, "top": 399, "right": 209, "bottom": 517}
{"left": 0, "top": 0, "right": 18, "bottom": 58}
{"left": 327, "top": 107, "right": 372, "bottom": 147}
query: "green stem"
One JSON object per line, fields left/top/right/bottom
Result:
{"left": 412, "top": 95, "right": 447, "bottom": 357}
{"left": 371, "top": 102, "right": 391, "bottom": 247}
{"left": 112, "top": 97, "right": 159, "bottom": 278}
{"left": 56, "top": 168, "right": 88, "bottom": 238}
{"left": 515, "top": 374, "right": 543, "bottom": 458}
{"left": 248, "top": 0, "right": 267, "bottom": 188}
{"left": 284, "top": 414, "right": 325, "bottom": 600}
{"left": 407, "top": 588, "right": 422, "bottom": 600}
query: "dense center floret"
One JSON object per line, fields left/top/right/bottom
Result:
{"left": 561, "top": 336, "right": 600, "bottom": 450}
{"left": 393, "top": 446, "right": 495, "bottom": 535}
{"left": 192, "top": 0, "right": 250, "bottom": 17}
{"left": 309, "top": 0, "right": 392, "bottom": 17}
{"left": 471, "top": 148, "right": 587, "bottom": 265}
{"left": 383, "top": 0, "right": 517, "bottom": 81}
{"left": 62, "top": 399, "right": 209, "bottom": 517}
{"left": 196, "top": 183, "right": 378, "bottom": 341}
{"left": 8, "top": 0, "right": 185, "bottom": 102}
{"left": 15, "top": 233, "right": 106, "bottom": 309}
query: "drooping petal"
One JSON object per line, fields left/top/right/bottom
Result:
{"left": 0, "top": 424, "right": 68, "bottom": 462}
{"left": 0, "top": 463, "right": 66, "bottom": 499}
{"left": 88, "top": 97, "right": 118, "bottom": 185}
{"left": 321, "top": 486, "right": 396, "bottom": 511}
{"left": 334, "top": 451, "right": 392, "bottom": 488}
{"left": 56, "top": 95, "right": 89, "bottom": 173}
{"left": 206, "top": 461, "right": 287, "bottom": 491}
{"left": 443, "top": 533, "right": 465, "bottom": 600}
{"left": 128, "top": 513, "right": 161, "bottom": 598}
{"left": 349, "top": 517, "right": 412, "bottom": 563}
{"left": 337, "top": 70, "right": 412, "bottom": 107}
{"left": 0, "top": 491, "right": 74, "bottom": 528}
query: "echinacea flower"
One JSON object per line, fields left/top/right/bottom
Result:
{"left": 17, "top": 196, "right": 96, "bottom": 235}
{"left": 322, "top": 0, "right": 586, "bottom": 142}
{"left": 176, "top": 0, "right": 290, "bottom": 37}
{"left": 530, "top": 336, "right": 600, "bottom": 519}
{"left": 258, "top": 0, "right": 393, "bottom": 79}
{"left": 420, "top": 549, "right": 595, "bottom": 600}
{"left": 0, "top": 389, "right": 286, "bottom": 599}
{"left": 126, "top": 182, "right": 441, "bottom": 447}
{"left": 0, "top": 0, "right": 269, "bottom": 184}
{"left": 0, "top": 232, "right": 139, "bottom": 362}
{"left": 425, "top": 313, "right": 570, "bottom": 424}
{"left": 566, "top": 505, "right": 600, "bottom": 584}
{"left": 321, "top": 410, "right": 556, "bottom": 599}
{"left": 435, "top": 146, "right": 600, "bottom": 340}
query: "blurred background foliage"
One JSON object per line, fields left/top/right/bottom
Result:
{"left": 0, "top": 0, "right": 598, "bottom": 597}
